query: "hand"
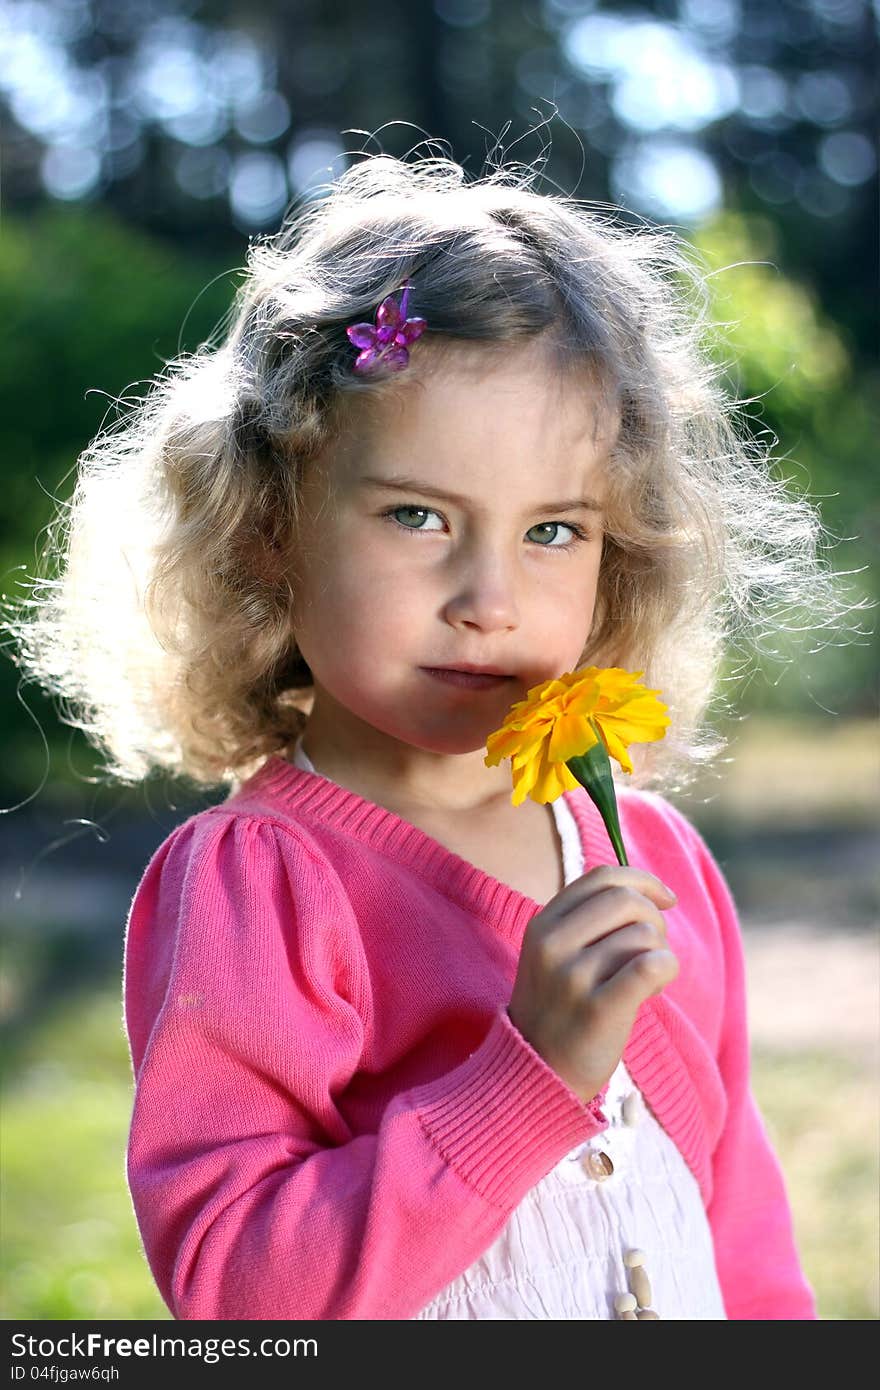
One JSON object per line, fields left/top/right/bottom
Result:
{"left": 507, "top": 865, "right": 679, "bottom": 1104}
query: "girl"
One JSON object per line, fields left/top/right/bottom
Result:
{"left": 7, "top": 151, "right": 846, "bottom": 1321}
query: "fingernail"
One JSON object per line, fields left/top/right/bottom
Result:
{"left": 661, "top": 883, "right": 677, "bottom": 902}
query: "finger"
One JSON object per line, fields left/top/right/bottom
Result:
{"left": 537, "top": 886, "right": 670, "bottom": 966}
{"left": 580, "top": 921, "right": 670, "bottom": 989}
{"left": 596, "top": 947, "right": 680, "bottom": 1012}
{"left": 536, "top": 865, "right": 676, "bottom": 928}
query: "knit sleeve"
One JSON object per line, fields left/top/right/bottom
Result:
{"left": 676, "top": 813, "right": 819, "bottom": 1320}
{"left": 123, "top": 812, "right": 607, "bottom": 1321}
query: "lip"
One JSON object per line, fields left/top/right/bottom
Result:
{"left": 421, "top": 666, "right": 514, "bottom": 691}
{"left": 433, "top": 663, "right": 512, "bottom": 676}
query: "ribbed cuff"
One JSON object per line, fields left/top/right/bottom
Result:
{"left": 411, "top": 1007, "right": 610, "bottom": 1210}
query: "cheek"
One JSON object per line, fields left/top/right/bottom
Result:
{"left": 336, "top": 517, "right": 433, "bottom": 601}
{"left": 542, "top": 559, "right": 602, "bottom": 661}
{"left": 539, "top": 547, "right": 602, "bottom": 614}
{"left": 298, "top": 528, "right": 419, "bottom": 640}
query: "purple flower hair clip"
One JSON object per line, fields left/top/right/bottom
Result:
{"left": 345, "top": 280, "right": 427, "bottom": 374}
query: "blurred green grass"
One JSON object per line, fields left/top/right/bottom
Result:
{"left": 1, "top": 985, "right": 169, "bottom": 1320}
{"left": 1, "top": 977, "right": 877, "bottom": 1320}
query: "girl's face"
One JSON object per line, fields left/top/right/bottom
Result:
{"left": 290, "top": 342, "right": 616, "bottom": 807}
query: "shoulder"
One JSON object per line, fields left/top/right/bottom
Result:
{"left": 613, "top": 783, "right": 738, "bottom": 920}
{"left": 564, "top": 778, "right": 706, "bottom": 878}
{"left": 126, "top": 798, "right": 367, "bottom": 995}
{"left": 131, "top": 797, "right": 343, "bottom": 919}
{"left": 615, "top": 783, "right": 712, "bottom": 865}
{"left": 124, "top": 805, "right": 371, "bottom": 1062}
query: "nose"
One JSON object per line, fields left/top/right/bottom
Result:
{"left": 441, "top": 541, "right": 520, "bottom": 634}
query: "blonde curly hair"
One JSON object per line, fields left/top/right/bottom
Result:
{"left": 3, "top": 151, "right": 853, "bottom": 794}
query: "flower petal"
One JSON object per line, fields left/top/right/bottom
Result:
{"left": 596, "top": 721, "right": 635, "bottom": 775}
{"left": 593, "top": 693, "right": 670, "bottom": 747}
{"left": 399, "top": 317, "right": 427, "bottom": 344}
{"left": 485, "top": 722, "right": 547, "bottom": 766}
{"left": 526, "top": 676, "right": 570, "bottom": 705}
{"left": 376, "top": 296, "right": 403, "bottom": 331}
{"left": 346, "top": 324, "right": 377, "bottom": 349}
{"left": 353, "top": 347, "right": 381, "bottom": 372}
{"left": 381, "top": 345, "right": 410, "bottom": 370}
{"left": 522, "top": 736, "right": 580, "bottom": 805}
{"left": 547, "top": 711, "right": 598, "bottom": 763}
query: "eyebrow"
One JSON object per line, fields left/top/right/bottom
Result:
{"left": 358, "top": 473, "right": 604, "bottom": 513}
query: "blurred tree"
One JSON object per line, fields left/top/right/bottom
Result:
{"left": 1, "top": 0, "right": 875, "bottom": 351}
{"left": 0, "top": 207, "right": 234, "bottom": 796}
{"left": 692, "top": 209, "right": 878, "bottom": 715}
{"left": 0, "top": 205, "right": 235, "bottom": 587}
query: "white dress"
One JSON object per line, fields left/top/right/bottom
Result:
{"left": 291, "top": 738, "right": 727, "bottom": 1320}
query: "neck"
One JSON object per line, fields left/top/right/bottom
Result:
{"left": 293, "top": 680, "right": 520, "bottom": 815}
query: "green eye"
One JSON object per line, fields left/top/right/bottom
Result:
{"left": 527, "top": 522, "right": 581, "bottom": 547}
{"left": 393, "top": 507, "right": 433, "bottom": 528}
{"left": 382, "top": 507, "right": 588, "bottom": 549}
{"left": 383, "top": 508, "right": 442, "bottom": 533}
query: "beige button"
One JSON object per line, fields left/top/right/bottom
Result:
{"left": 629, "top": 1265, "right": 652, "bottom": 1308}
{"left": 636, "top": 1308, "right": 660, "bottom": 1319}
{"left": 622, "top": 1091, "right": 640, "bottom": 1126}
{"left": 624, "top": 1248, "right": 646, "bottom": 1268}
{"left": 582, "top": 1149, "right": 614, "bottom": 1180}
{"left": 614, "top": 1292, "right": 637, "bottom": 1314}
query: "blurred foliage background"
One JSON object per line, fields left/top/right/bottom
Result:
{"left": 1, "top": 0, "right": 877, "bottom": 1321}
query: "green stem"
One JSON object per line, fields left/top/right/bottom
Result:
{"left": 565, "top": 720, "right": 629, "bottom": 866}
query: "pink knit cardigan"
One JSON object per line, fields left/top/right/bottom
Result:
{"left": 123, "top": 755, "right": 818, "bottom": 1320}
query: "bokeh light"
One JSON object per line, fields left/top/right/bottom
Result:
{"left": 613, "top": 139, "right": 724, "bottom": 220}
{"left": 228, "top": 151, "right": 289, "bottom": 227}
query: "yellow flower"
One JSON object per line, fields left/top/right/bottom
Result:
{"left": 484, "top": 666, "right": 670, "bottom": 807}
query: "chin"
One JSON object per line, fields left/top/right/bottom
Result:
{"left": 423, "top": 732, "right": 500, "bottom": 758}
